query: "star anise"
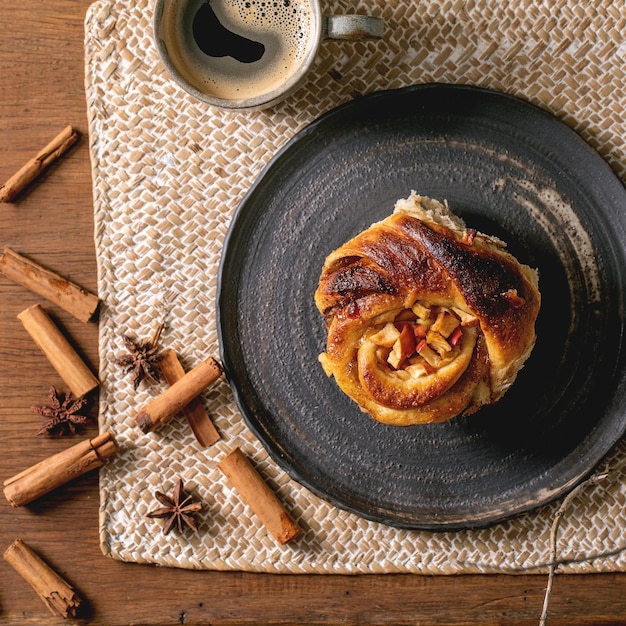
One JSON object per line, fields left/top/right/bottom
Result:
{"left": 146, "top": 479, "right": 202, "bottom": 535}
{"left": 32, "top": 386, "right": 92, "bottom": 437}
{"left": 114, "top": 323, "right": 164, "bottom": 390}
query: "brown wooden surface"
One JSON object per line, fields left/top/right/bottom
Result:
{"left": 1, "top": 2, "right": 626, "bottom": 625}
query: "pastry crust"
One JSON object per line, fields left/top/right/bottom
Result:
{"left": 315, "top": 193, "right": 540, "bottom": 425}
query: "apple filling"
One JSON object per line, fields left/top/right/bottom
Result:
{"left": 370, "top": 303, "right": 477, "bottom": 375}
{"left": 356, "top": 303, "right": 480, "bottom": 409}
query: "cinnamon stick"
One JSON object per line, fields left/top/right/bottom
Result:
{"left": 0, "top": 125, "right": 79, "bottom": 203}
{"left": 3, "top": 431, "right": 117, "bottom": 508}
{"left": 4, "top": 539, "right": 84, "bottom": 618}
{"left": 159, "top": 349, "right": 220, "bottom": 446}
{"left": 17, "top": 304, "right": 99, "bottom": 398}
{"left": 135, "top": 356, "right": 222, "bottom": 433}
{"left": 218, "top": 447, "right": 302, "bottom": 544}
{"left": 0, "top": 248, "right": 99, "bottom": 323}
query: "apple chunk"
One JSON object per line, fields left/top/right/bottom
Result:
{"left": 387, "top": 324, "right": 417, "bottom": 369}
{"left": 430, "top": 309, "right": 460, "bottom": 338}
{"left": 369, "top": 322, "right": 400, "bottom": 348}
{"left": 416, "top": 339, "right": 441, "bottom": 367}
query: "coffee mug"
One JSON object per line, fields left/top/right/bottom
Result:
{"left": 153, "top": 0, "right": 384, "bottom": 110}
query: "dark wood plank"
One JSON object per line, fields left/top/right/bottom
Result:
{"left": 1, "top": 2, "right": 625, "bottom": 624}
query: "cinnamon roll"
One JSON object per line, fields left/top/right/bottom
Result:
{"left": 314, "top": 193, "right": 540, "bottom": 426}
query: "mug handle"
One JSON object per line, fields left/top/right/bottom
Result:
{"left": 322, "top": 15, "right": 384, "bottom": 40}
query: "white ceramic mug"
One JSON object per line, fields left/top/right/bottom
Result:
{"left": 153, "top": 0, "right": 384, "bottom": 110}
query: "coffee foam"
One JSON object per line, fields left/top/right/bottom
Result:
{"left": 165, "top": 0, "right": 316, "bottom": 102}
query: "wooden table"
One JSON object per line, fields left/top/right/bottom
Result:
{"left": 1, "top": 2, "right": 625, "bottom": 624}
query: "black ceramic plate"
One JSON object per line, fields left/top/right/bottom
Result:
{"left": 217, "top": 84, "right": 626, "bottom": 530}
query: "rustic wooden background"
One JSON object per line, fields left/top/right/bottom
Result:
{"left": 1, "top": 2, "right": 626, "bottom": 624}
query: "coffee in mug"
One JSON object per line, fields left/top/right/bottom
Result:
{"left": 154, "top": 0, "right": 384, "bottom": 110}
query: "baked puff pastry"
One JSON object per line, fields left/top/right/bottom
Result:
{"left": 314, "top": 193, "right": 541, "bottom": 426}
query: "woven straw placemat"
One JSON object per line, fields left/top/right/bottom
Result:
{"left": 85, "top": 0, "right": 626, "bottom": 573}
